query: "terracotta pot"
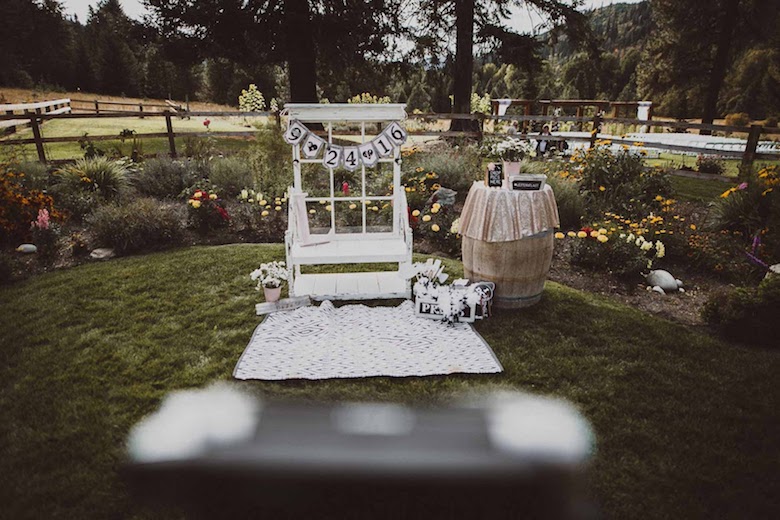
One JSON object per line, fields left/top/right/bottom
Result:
{"left": 502, "top": 161, "right": 522, "bottom": 178}
{"left": 263, "top": 286, "right": 282, "bottom": 302}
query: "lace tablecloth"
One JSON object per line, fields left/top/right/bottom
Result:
{"left": 459, "top": 181, "right": 559, "bottom": 242}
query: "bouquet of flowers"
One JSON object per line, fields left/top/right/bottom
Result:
{"left": 250, "top": 261, "right": 289, "bottom": 289}
{"left": 493, "top": 138, "right": 534, "bottom": 162}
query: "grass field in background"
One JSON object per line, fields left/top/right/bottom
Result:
{"left": 1, "top": 244, "right": 778, "bottom": 519}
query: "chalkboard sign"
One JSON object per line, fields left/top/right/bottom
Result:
{"left": 485, "top": 163, "right": 503, "bottom": 188}
{"left": 509, "top": 174, "right": 547, "bottom": 191}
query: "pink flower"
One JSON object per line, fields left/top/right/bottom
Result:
{"left": 342, "top": 181, "right": 349, "bottom": 195}
{"left": 31, "top": 208, "right": 50, "bottom": 230}
{"left": 737, "top": 182, "right": 748, "bottom": 190}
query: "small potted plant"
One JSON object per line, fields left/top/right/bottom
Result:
{"left": 493, "top": 138, "right": 534, "bottom": 177}
{"left": 250, "top": 261, "right": 289, "bottom": 302}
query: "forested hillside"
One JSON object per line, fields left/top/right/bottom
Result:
{"left": 1, "top": 0, "right": 777, "bottom": 120}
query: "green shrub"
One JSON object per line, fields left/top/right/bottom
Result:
{"left": 50, "top": 156, "right": 131, "bottom": 220}
{"left": 545, "top": 174, "right": 585, "bottom": 229}
{"left": 702, "top": 275, "right": 780, "bottom": 347}
{"left": 130, "top": 157, "right": 201, "bottom": 199}
{"left": 696, "top": 155, "right": 726, "bottom": 175}
{"left": 403, "top": 146, "right": 481, "bottom": 194}
{"left": 230, "top": 201, "right": 287, "bottom": 242}
{"left": 15, "top": 161, "right": 51, "bottom": 191}
{"left": 238, "top": 84, "right": 266, "bottom": 112}
{"left": 724, "top": 112, "right": 750, "bottom": 127}
{"left": 570, "top": 229, "right": 662, "bottom": 280}
{"left": 209, "top": 156, "right": 254, "bottom": 197}
{"left": 87, "top": 198, "right": 184, "bottom": 254}
{"left": 571, "top": 144, "right": 673, "bottom": 218}
{"left": 248, "top": 123, "right": 292, "bottom": 198}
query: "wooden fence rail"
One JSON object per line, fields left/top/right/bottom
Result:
{"left": 0, "top": 110, "right": 777, "bottom": 167}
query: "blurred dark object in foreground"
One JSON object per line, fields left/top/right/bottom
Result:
{"left": 123, "top": 386, "right": 595, "bottom": 519}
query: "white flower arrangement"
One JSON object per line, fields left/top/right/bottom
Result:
{"left": 250, "top": 261, "right": 289, "bottom": 289}
{"left": 620, "top": 233, "right": 666, "bottom": 269}
{"left": 493, "top": 138, "right": 534, "bottom": 162}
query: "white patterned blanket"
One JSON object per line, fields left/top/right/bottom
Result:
{"left": 234, "top": 300, "right": 502, "bottom": 381}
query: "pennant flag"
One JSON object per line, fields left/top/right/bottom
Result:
{"left": 385, "top": 121, "right": 408, "bottom": 145}
{"left": 301, "top": 133, "right": 326, "bottom": 158}
{"left": 358, "top": 142, "right": 379, "bottom": 167}
{"left": 342, "top": 147, "right": 360, "bottom": 171}
{"left": 373, "top": 132, "right": 394, "bottom": 157}
{"left": 283, "top": 120, "right": 308, "bottom": 145}
{"left": 322, "top": 145, "right": 343, "bottom": 169}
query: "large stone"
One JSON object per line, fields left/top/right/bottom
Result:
{"left": 646, "top": 270, "right": 682, "bottom": 293}
{"left": 90, "top": 248, "right": 116, "bottom": 260}
{"left": 16, "top": 244, "right": 37, "bottom": 254}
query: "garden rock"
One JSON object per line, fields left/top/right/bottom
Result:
{"left": 16, "top": 244, "right": 37, "bottom": 254}
{"left": 90, "top": 248, "right": 116, "bottom": 260}
{"left": 646, "top": 270, "right": 684, "bottom": 295}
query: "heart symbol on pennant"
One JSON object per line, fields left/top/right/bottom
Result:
{"left": 362, "top": 148, "right": 374, "bottom": 160}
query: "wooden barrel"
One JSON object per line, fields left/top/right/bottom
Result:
{"left": 462, "top": 231, "right": 554, "bottom": 309}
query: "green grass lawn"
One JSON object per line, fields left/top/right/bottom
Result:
{"left": 646, "top": 152, "right": 779, "bottom": 178}
{"left": 669, "top": 175, "right": 731, "bottom": 202}
{"left": 1, "top": 244, "right": 779, "bottom": 519}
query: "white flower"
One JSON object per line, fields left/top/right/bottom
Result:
{"left": 450, "top": 218, "right": 460, "bottom": 235}
{"left": 640, "top": 241, "right": 653, "bottom": 251}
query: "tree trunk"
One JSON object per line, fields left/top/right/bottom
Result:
{"left": 450, "top": 0, "right": 479, "bottom": 133}
{"left": 285, "top": 0, "right": 317, "bottom": 103}
{"left": 700, "top": 0, "right": 740, "bottom": 134}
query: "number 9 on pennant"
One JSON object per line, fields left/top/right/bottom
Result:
{"left": 283, "top": 120, "right": 308, "bottom": 145}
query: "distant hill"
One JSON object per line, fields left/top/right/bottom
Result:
{"left": 542, "top": 1, "right": 653, "bottom": 60}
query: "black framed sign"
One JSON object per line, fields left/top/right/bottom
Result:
{"left": 485, "top": 163, "right": 503, "bottom": 188}
{"left": 509, "top": 175, "right": 546, "bottom": 191}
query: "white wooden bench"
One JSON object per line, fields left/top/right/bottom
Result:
{"left": 283, "top": 103, "right": 413, "bottom": 301}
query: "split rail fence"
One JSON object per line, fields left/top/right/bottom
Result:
{"left": 1, "top": 109, "right": 778, "bottom": 170}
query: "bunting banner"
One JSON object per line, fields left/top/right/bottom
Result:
{"left": 284, "top": 119, "right": 407, "bottom": 169}
{"left": 283, "top": 120, "right": 309, "bottom": 145}
{"left": 302, "top": 133, "right": 326, "bottom": 158}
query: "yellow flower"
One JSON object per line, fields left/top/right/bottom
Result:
{"left": 371, "top": 206, "right": 379, "bottom": 212}
{"left": 431, "top": 224, "right": 440, "bottom": 232}
{"left": 275, "top": 206, "right": 282, "bottom": 211}
{"left": 349, "top": 203, "right": 357, "bottom": 209}
{"left": 597, "top": 234, "right": 608, "bottom": 243}
{"left": 191, "top": 200, "right": 201, "bottom": 209}
{"left": 364, "top": 200, "right": 371, "bottom": 205}
{"left": 405, "top": 187, "right": 411, "bottom": 192}
{"left": 590, "top": 230, "right": 599, "bottom": 238}
{"left": 690, "top": 224, "right": 697, "bottom": 231}
{"left": 422, "top": 215, "right": 432, "bottom": 222}
{"left": 598, "top": 228, "right": 607, "bottom": 235}
{"left": 431, "top": 183, "right": 441, "bottom": 191}
{"left": 193, "top": 191, "right": 203, "bottom": 199}
{"left": 431, "top": 206, "right": 439, "bottom": 214}
{"left": 577, "top": 231, "right": 587, "bottom": 238}
{"left": 319, "top": 199, "right": 327, "bottom": 205}
{"left": 412, "top": 209, "right": 420, "bottom": 217}
{"left": 325, "top": 205, "right": 332, "bottom": 211}
{"left": 261, "top": 210, "right": 269, "bottom": 217}
{"left": 309, "top": 209, "right": 316, "bottom": 214}
{"left": 209, "top": 194, "right": 217, "bottom": 200}
{"left": 554, "top": 232, "right": 565, "bottom": 239}
{"left": 763, "top": 188, "right": 774, "bottom": 196}
{"left": 599, "top": 186, "right": 606, "bottom": 192}
{"left": 567, "top": 231, "right": 576, "bottom": 237}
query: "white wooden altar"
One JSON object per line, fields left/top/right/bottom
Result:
{"left": 284, "top": 103, "right": 413, "bottom": 300}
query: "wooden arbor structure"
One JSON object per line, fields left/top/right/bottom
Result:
{"left": 284, "top": 104, "right": 413, "bottom": 301}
